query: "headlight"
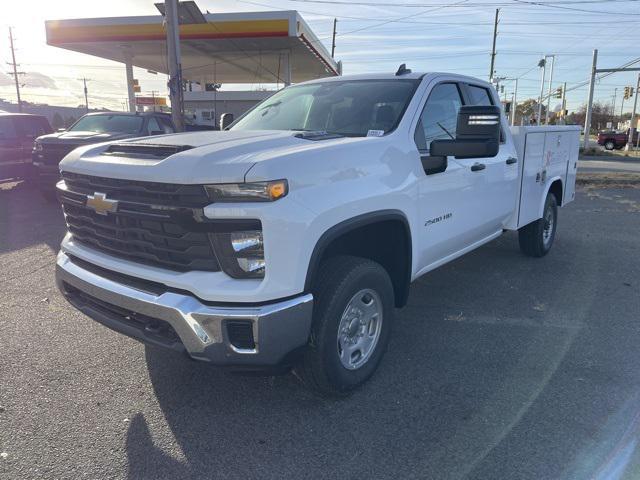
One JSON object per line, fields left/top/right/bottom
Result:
{"left": 205, "top": 180, "right": 287, "bottom": 202}
{"left": 33, "top": 142, "right": 43, "bottom": 152}
{"left": 209, "top": 227, "right": 266, "bottom": 279}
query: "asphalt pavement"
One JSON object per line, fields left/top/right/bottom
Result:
{"left": 1, "top": 181, "right": 640, "bottom": 480}
{"left": 579, "top": 154, "right": 640, "bottom": 174}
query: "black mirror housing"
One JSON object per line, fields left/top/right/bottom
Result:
{"left": 220, "top": 113, "right": 234, "bottom": 130}
{"left": 421, "top": 155, "right": 447, "bottom": 175}
{"left": 431, "top": 138, "right": 499, "bottom": 159}
{"left": 430, "top": 105, "right": 501, "bottom": 159}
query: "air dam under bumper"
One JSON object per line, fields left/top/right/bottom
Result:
{"left": 55, "top": 252, "right": 314, "bottom": 366}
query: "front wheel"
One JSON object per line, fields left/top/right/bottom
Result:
{"left": 604, "top": 140, "right": 615, "bottom": 150}
{"left": 518, "top": 193, "right": 558, "bottom": 257}
{"left": 296, "top": 255, "right": 394, "bottom": 396}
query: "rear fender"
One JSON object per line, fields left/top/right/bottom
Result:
{"left": 537, "top": 176, "right": 563, "bottom": 218}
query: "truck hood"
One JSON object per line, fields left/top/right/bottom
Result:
{"left": 60, "top": 130, "right": 368, "bottom": 184}
{"left": 38, "top": 130, "right": 138, "bottom": 145}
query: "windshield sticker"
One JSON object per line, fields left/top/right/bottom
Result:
{"left": 367, "top": 130, "right": 385, "bottom": 137}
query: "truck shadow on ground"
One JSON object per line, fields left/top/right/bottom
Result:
{"left": 0, "top": 181, "right": 65, "bottom": 255}
{"left": 125, "top": 224, "right": 640, "bottom": 480}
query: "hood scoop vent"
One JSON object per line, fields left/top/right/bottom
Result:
{"left": 104, "top": 143, "right": 194, "bottom": 160}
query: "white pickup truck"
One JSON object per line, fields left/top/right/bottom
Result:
{"left": 55, "top": 69, "right": 579, "bottom": 395}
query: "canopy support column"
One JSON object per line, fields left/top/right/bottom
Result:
{"left": 282, "top": 51, "right": 291, "bottom": 86}
{"left": 124, "top": 54, "right": 136, "bottom": 112}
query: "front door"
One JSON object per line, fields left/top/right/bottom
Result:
{"left": 414, "top": 82, "right": 492, "bottom": 272}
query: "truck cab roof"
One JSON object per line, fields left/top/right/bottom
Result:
{"left": 301, "top": 71, "right": 493, "bottom": 88}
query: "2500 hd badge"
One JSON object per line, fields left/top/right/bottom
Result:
{"left": 425, "top": 212, "right": 452, "bottom": 227}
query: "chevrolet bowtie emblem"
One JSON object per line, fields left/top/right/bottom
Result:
{"left": 86, "top": 192, "right": 118, "bottom": 215}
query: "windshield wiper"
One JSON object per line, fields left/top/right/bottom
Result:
{"left": 293, "top": 130, "right": 346, "bottom": 140}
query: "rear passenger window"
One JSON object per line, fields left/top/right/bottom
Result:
{"left": 147, "top": 117, "right": 162, "bottom": 135}
{"left": 159, "top": 117, "right": 175, "bottom": 133}
{"left": 467, "top": 85, "right": 494, "bottom": 106}
{"left": 414, "top": 83, "right": 463, "bottom": 152}
{"left": 467, "top": 84, "right": 505, "bottom": 143}
{"left": 17, "top": 117, "right": 49, "bottom": 137}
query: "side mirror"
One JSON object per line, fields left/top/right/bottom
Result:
{"left": 430, "top": 105, "right": 501, "bottom": 159}
{"left": 220, "top": 113, "right": 234, "bottom": 130}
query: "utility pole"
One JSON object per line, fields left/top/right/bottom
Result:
{"left": 489, "top": 8, "right": 499, "bottom": 82}
{"left": 537, "top": 57, "right": 547, "bottom": 126}
{"left": 164, "top": 0, "right": 185, "bottom": 132}
{"left": 560, "top": 81, "right": 567, "bottom": 124}
{"left": 545, "top": 55, "right": 555, "bottom": 124}
{"left": 583, "top": 49, "right": 598, "bottom": 150}
{"left": 331, "top": 18, "right": 337, "bottom": 58}
{"left": 7, "top": 27, "right": 24, "bottom": 113}
{"left": 625, "top": 73, "right": 640, "bottom": 152}
{"left": 612, "top": 87, "right": 617, "bottom": 120}
{"left": 78, "top": 77, "right": 90, "bottom": 112}
{"left": 512, "top": 77, "right": 518, "bottom": 126}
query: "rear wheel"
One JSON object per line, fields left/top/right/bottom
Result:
{"left": 518, "top": 193, "right": 558, "bottom": 257}
{"left": 296, "top": 255, "right": 394, "bottom": 396}
{"left": 604, "top": 140, "right": 615, "bottom": 150}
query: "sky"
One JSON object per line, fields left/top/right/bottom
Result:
{"left": 1, "top": 0, "right": 639, "bottom": 113}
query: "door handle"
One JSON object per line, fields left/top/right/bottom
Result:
{"left": 470, "top": 162, "right": 486, "bottom": 172}
{"left": 506, "top": 157, "right": 518, "bottom": 165}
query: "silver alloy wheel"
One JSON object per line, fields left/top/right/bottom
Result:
{"left": 336, "top": 288, "right": 383, "bottom": 370}
{"left": 542, "top": 204, "right": 555, "bottom": 248}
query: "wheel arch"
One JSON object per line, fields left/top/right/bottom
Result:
{"left": 304, "top": 210, "right": 413, "bottom": 308}
{"left": 539, "top": 177, "right": 564, "bottom": 218}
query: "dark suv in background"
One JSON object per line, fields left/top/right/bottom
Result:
{"left": 0, "top": 113, "right": 52, "bottom": 181}
{"left": 33, "top": 111, "right": 177, "bottom": 199}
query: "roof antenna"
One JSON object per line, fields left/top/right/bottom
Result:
{"left": 395, "top": 64, "right": 412, "bottom": 76}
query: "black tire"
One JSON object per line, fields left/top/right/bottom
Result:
{"left": 296, "top": 255, "right": 394, "bottom": 397}
{"left": 604, "top": 140, "right": 615, "bottom": 151}
{"left": 518, "top": 193, "right": 558, "bottom": 257}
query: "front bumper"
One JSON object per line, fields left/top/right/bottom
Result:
{"left": 55, "top": 251, "right": 314, "bottom": 367}
{"left": 31, "top": 160, "right": 60, "bottom": 185}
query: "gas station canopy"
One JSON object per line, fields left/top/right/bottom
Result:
{"left": 45, "top": 10, "right": 340, "bottom": 84}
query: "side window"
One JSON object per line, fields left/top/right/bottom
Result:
{"left": 147, "top": 117, "right": 162, "bottom": 135}
{"left": 467, "top": 85, "right": 494, "bottom": 106}
{"left": 466, "top": 84, "right": 506, "bottom": 143}
{"left": 17, "top": 117, "right": 48, "bottom": 137}
{"left": 414, "top": 83, "right": 463, "bottom": 152}
{"left": 0, "top": 118, "right": 18, "bottom": 140}
{"left": 159, "top": 117, "right": 175, "bottom": 133}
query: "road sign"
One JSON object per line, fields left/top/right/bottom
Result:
{"left": 135, "top": 96, "right": 166, "bottom": 106}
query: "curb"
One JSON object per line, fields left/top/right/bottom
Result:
{"left": 576, "top": 172, "right": 640, "bottom": 188}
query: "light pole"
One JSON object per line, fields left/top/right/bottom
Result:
{"left": 537, "top": 57, "right": 547, "bottom": 125}
{"left": 544, "top": 55, "right": 555, "bottom": 124}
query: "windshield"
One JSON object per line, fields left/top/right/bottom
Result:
{"left": 231, "top": 79, "right": 419, "bottom": 137}
{"left": 69, "top": 115, "right": 144, "bottom": 134}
